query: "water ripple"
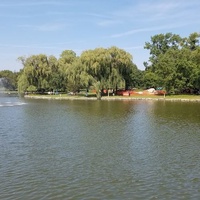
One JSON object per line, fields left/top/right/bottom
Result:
{"left": 1, "top": 99, "right": 200, "bottom": 199}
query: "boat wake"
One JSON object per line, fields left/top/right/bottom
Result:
{"left": 0, "top": 102, "right": 27, "bottom": 107}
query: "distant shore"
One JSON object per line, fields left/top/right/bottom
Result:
{"left": 24, "top": 94, "right": 200, "bottom": 102}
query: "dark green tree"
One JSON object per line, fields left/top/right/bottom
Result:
{"left": 143, "top": 32, "right": 200, "bottom": 94}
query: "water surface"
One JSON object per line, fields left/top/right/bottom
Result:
{"left": 1, "top": 97, "right": 200, "bottom": 199}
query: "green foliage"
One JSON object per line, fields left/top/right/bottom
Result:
{"left": 27, "top": 85, "right": 37, "bottom": 92}
{"left": 18, "top": 54, "right": 52, "bottom": 91}
{"left": 143, "top": 71, "right": 159, "bottom": 89}
{"left": 144, "top": 33, "right": 182, "bottom": 64}
{"left": 18, "top": 73, "right": 29, "bottom": 93}
{"left": 18, "top": 53, "right": 70, "bottom": 93}
{"left": 15, "top": 32, "right": 200, "bottom": 97}
{"left": 144, "top": 32, "right": 200, "bottom": 94}
{"left": 65, "top": 59, "right": 88, "bottom": 92}
{"left": 79, "top": 46, "right": 136, "bottom": 98}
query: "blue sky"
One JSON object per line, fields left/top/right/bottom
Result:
{"left": 0, "top": 0, "right": 200, "bottom": 71}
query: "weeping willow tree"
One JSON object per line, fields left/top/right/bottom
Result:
{"left": 108, "top": 46, "right": 135, "bottom": 90}
{"left": 80, "top": 48, "right": 109, "bottom": 99}
{"left": 80, "top": 46, "right": 135, "bottom": 99}
{"left": 18, "top": 54, "right": 56, "bottom": 93}
{"left": 58, "top": 50, "right": 78, "bottom": 92}
{"left": 66, "top": 59, "right": 87, "bottom": 92}
{"left": 17, "top": 47, "right": 138, "bottom": 98}
{"left": 17, "top": 73, "right": 29, "bottom": 93}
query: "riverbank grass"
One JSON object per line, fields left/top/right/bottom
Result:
{"left": 25, "top": 93, "right": 200, "bottom": 101}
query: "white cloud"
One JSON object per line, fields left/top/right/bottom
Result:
{"left": 36, "top": 23, "right": 66, "bottom": 32}
{"left": 111, "top": 27, "right": 159, "bottom": 38}
{"left": 18, "top": 23, "right": 66, "bottom": 32}
{"left": 106, "top": 0, "right": 200, "bottom": 25}
{"left": 110, "top": 23, "right": 187, "bottom": 38}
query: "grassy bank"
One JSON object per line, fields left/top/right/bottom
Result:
{"left": 24, "top": 93, "right": 200, "bottom": 102}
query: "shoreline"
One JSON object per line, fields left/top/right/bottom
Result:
{"left": 24, "top": 95, "right": 200, "bottom": 102}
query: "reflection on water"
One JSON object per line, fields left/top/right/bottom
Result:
{"left": 1, "top": 98, "right": 200, "bottom": 199}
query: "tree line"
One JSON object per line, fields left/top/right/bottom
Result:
{"left": 1, "top": 32, "right": 200, "bottom": 96}
{"left": 17, "top": 46, "right": 141, "bottom": 99}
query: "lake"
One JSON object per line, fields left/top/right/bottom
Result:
{"left": 1, "top": 95, "right": 200, "bottom": 199}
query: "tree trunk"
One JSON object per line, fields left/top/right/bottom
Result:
{"left": 96, "top": 90, "right": 101, "bottom": 100}
{"left": 115, "top": 85, "right": 118, "bottom": 95}
{"left": 95, "top": 81, "right": 102, "bottom": 100}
